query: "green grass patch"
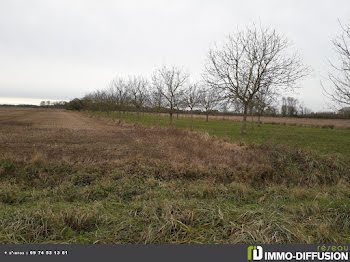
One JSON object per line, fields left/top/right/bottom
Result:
{"left": 92, "top": 111, "right": 350, "bottom": 160}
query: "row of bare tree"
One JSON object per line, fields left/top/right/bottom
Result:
{"left": 67, "top": 22, "right": 350, "bottom": 134}
{"left": 281, "top": 97, "right": 312, "bottom": 117}
{"left": 75, "top": 69, "right": 220, "bottom": 126}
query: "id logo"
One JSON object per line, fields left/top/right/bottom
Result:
{"left": 247, "top": 246, "right": 263, "bottom": 261}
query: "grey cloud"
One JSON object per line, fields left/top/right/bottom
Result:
{"left": 0, "top": 0, "right": 349, "bottom": 110}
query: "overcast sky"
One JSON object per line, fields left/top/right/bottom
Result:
{"left": 0, "top": 0, "right": 349, "bottom": 110}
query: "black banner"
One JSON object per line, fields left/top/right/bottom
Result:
{"left": 0, "top": 244, "right": 348, "bottom": 262}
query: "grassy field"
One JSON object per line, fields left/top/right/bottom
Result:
{"left": 154, "top": 112, "right": 350, "bottom": 129}
{"left": 0, "top": 108, "right": 349, "bottom": 243}
{"left": 93, "top": 111, "right": 350, "bottom": 160}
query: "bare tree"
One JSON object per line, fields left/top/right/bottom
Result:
{"left": 183, "top": 83, "right": 201, "bottom": 129}
{"left": 174, "top": 91, "right": 186, "bottom": 119}
{"left": 83, "top": 89, "right": 109, "bottom": 112}
{"left": 323, "top": 21, "right": 350, "bottom": 106}
{"left": 199, "top": 88, "right": 221, "bottom": 122}
{"left": 127, "top": 76, "right": 149, "bottom": 117}
{"left": 150, "top": 89, "right": 164, "bottom": 121}
{"left": 108, "top": 77, "right": 130, "bottom": 114}
{"left": 253, "top": 83, "right": 276, "bottom": 126}
{"left": 232, "top": 99, "right": 243, "bottom": 114}
{"left": 152, "top": 65, "right": 189, "bottom": 124}
{"left": 281, "top": 96, "right": 299, "bottom": 117}
{"left": 204, "top": 25, "right": 308, "bottom": 134}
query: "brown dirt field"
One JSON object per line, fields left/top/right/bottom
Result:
{"left": 0, "top": 108, "right": 254, "bottom": 170}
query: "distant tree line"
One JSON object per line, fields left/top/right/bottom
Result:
{"left": 40, "top": 100, "right": 67, "bottom": 109}
{"left": 0, "top": 104, "right": 40, "bottom": 108}
{"left": 66, "top": 22, "right": 350, "bottom": 134}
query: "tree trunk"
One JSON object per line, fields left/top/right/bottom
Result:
{"left": 241, "top": 104, "right": 248, "bottom": 135}
{"left": 169, "top": 112, "right": 173, "bottom": 125}
{"left": 258, "top": 113, "right": 261, "bottom": 127}
{"left": 250, "top": 105, "right": 254, "bottom": 129}
{"left": 206, "top": 113, "right": 209, "bottom": 122}
{"left": 190, "top": 110, "right": 193, "bottom": 130}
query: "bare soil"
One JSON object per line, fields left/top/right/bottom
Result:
{"left": 0, "top": 108, "right": 252, "bottom": 169}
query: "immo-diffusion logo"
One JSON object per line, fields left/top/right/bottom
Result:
{"left": 247, "top": 245, "right": 349, "bottom": 261}
{"left": 247, "top": 246, "right": 263, "bottom": 261}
